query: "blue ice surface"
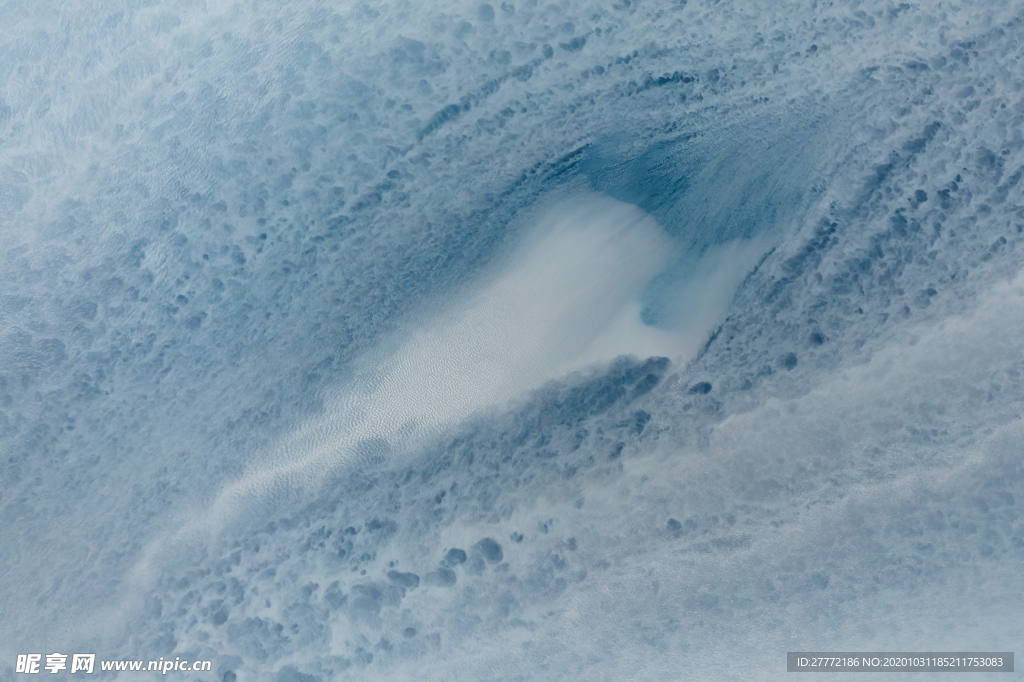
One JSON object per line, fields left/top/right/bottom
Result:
{"left": 1, "top": 0, "right": 1024, "bottom": 680}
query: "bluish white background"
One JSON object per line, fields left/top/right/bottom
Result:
{"left": 1, "top": 0, "right": 1023, "bottom": 679}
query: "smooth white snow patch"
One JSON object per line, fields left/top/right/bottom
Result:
{"left": 218, "top": 193, "right": 682, "bottom": 510}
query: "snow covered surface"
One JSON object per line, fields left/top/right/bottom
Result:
{"left": 1, "top": 0, "right": 1023, "bottom": 679}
